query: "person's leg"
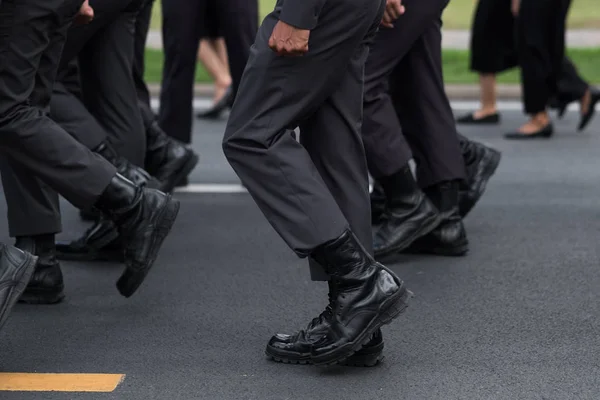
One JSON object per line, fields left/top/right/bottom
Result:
{"left": 223, "top": 0, "right": 411, "bottom": 365}
{"left": 267, "top": 31, "right": 384, "bottom": 367}
{"left": 457, "top": 0, "right": 517, "bottom": 124}
{"left": 133, "top": 0, "right": 154, "bottom": 107}
{"left": 197, "top": 39, "right": 232, "bottom": 104}
{"left": 505, "top": 0, "right": 570, "bottom": 139}
{"left": 0, "top": 0, "right": 180, "bottom": 299}
{"left": 77, "top": 8, "right": 147, "bottom": 166}
{"left": 388, "top": 17, "right": 468, "bottom": 256}
{"left": 158, "top": 0, "right": 205, "bottom": 143}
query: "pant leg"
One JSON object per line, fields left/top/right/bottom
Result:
{"left": 133, "top": 0, "right": 154, "bottom": 108}
{"left": 300, "top": 34, "right": 373, "bottom": 280}
{"left": 0, "top": 0, "right": 116, "bottom": 212}
{"left": 158, "top": 0, "right": 205, "bottom": 143}
{"left": 76, "top": 10, "right": 146, "bottom": 167}
{"left": 51, "top": 61, "right": 107, "bottom": 150}
{"left": 361, "top": 0, "right": 449, "bottom": 180}
{"left": 390, "top": 18, "right": 466, "bottom": 187}
{"left": 517, "top": 0, "right": 571, "bottom": 114}
{"left": 223, "top": 0, "right": 384, "bottom": 256}
{"left": 557, "top": 57, "right": 588, "bottom": 102}
{"left": 212, "top": 0, "right": 258, "bottom": 99}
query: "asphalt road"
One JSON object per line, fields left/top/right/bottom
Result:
{"left": 1, "top": 103, "right": 600, "bottom": 400}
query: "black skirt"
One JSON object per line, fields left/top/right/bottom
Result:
{"left": 469, "top": 0, "right": 519, "bottom": 73}
{"left": 201, "top": 1, "right": 223, "bottom": 39}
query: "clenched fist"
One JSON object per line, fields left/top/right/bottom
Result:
{"left": 381, "top": 0, "right": 405, "bottom": 28}
{"left": 269, "top": 21, "right": 310, "bottom": 56}
{"left": 74, "top": 0, "right": 94, "bottom": 25}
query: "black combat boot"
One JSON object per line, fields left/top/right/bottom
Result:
{"left": 55, "top": 218, "right": 123, "bottom": 262}
{"left": 145, "top": 121, "right": 199, "bottom": 192}
{"left": 0, "top": 244, "right": 37, "bottom": 330}
{"left": 94, "top": 141, "right": 161, "bottom": 189}
{"left": 266, "top": 280, "right": 385, "bottom": 367}
{"left": 301, "top": 230, "right": 412, "bottom": 365}
{"left": 404, "top": 181, "right": 469, "bottom": 256}
{"left": 16, "top": 234, "right": 65, "bottom": 304}
{"left": 373, "top": 165, "right": 441, "bottom": 259}
{"left": 92, "top": 173, "right": 180, "bottom": 297}
{"left": 457, "top": 134, "right": 501, "bottom": 218}
{"left": 80, "top": 141, "right": 161, "bottom": 221}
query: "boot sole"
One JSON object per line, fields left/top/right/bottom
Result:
{"left": 116, "top": 197, "right": 180, "bottom": 298}
{"left": 56, "top": 249, "right": 124, "bottom": 263}
{"left": 311, "top": 279, "right": 413, "bottom": 366}
{"left": 374, "top": 211, "right": 442, "bottom": 259}
{"left": 18, "top": 285, "right": 65, "bottom": 305}
{"left": 161, "top": 153, "right": 199, "bottom": 193}
{"left": 266, "top": 341, "right": 384, "bottom": 367}
{"left": 462, "top": 149, "right": 502, "bottom": 218}
{"left": 0, "top": 254, "right": 38, "bottom": 330}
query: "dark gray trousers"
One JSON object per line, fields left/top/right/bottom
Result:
{"left": 0, "top": 0, "right": 142, "bottom": 237}
{"left": 0, "top": 0, "right": 117, "bottom": 237}
{"left": 222, "top": 0, "right": 385, "bottom": 280}
{"left": 159, "top": 0, "right": 258, "bottom": 143}
{"left": 361, "top": 0, "right": 466, "bottom": 187}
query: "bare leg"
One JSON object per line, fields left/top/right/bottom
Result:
{"left": 473, "top": 73, "right": 498, "bottom": 118}
{"left": 197, "top": 38, "right": 232, "bottom": 104}
{"left": 518, "top": 111, "right": 551, "bottom": 134}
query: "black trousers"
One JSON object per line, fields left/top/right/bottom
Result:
{"left": 158, "top": 0, "right": 258, "bottom": 143}
{"left": 133, "top": 0, "right": 154, "bottom": 111}
{"left": 362, "top": 0, "right": 465, "bottom": 187}
{"left": 517, "top": 0, "right": 572, "bottom": 114}
{"left": 0, "top": 0, "right": 116, "bottom": 237}
{"left": 0, "top": 0, "right": 144, "bottom": 237}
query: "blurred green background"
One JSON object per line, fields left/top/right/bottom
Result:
{"left": 144, "top": 0, "right": 600, "bottom": 84}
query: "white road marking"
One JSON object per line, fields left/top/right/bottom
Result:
{"left": 150, "top": 99, "right": 599, "bottom": 112}
{"left": 175, "top": 183, "right": 377, "bottom": 194}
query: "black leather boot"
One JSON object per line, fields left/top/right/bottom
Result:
{"left": 404, "top": 181, "right": 469, "bottom": 256}
{"left": 266, "top": 281, "right": 385, "bottom": 367}
{"left": 370, "top": 182, "right": 386, "bottom": 225}
{"left": 458, "top": 134, "right": 501, "bottom": 218}
{"left": 79, "top": 142, "right": 161, "bottom": 221}
{"left": 0, "top": 244, "right": 37, "bottom": 330}
{"left": 94, "top": 141, "right": 161, "bottom": 189}
{"left": 93, "top": 173, "right": 180, "bottom": 297}
{"left": 55, "top": 218, "right": 124, "bottom": 262}
{"left": 145, "top": 122, "right": 199, "bottom": 193}
{"left": 305, "top": 230, "right": 412, "bottom": 366}
{"left": 16, "top": 234, "right": 65, "bottom": 304}
{"left": 373, "top": 165, "right": 441, "bottom": 259}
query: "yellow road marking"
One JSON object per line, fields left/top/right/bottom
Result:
{"left": 0, "top": 373, "right": 125, "bottom": 392}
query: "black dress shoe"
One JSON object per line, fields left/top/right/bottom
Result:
{"left": 266, "top": 282, "right": 385, "bottom": 367}
{"left": 16, "top": 235, "right": 65, "bottom": 304}
{"left": 196, "top": 86, "right": 234, "bottom": 119}
{"left": 456, "top": 112, "right": 500, "bottom": 125}
{"left": 94, "top": 173, "right": 180, "bottom": 297}
{"left": 504, "top": 123, "right": 553, "bottom": 140}
{"left": 578, "top": 88, "right": 600, "bottom": 131}
{"left": 56, "top": 218, "right": 124, "bottom": 262}
{"left": 0, "top": 244, "right": 37, "bottom": 330}
{"left": 145, "top": 122, "right": 199, "bottom": 193}
{"left": 307, "top": 230, "right": 412, "bottom": 365}
{"left": 403, "top": 181, "right": 468, "bottom": 257}
{"left": 458, "top": 135, "right": 502, "bottom": 218}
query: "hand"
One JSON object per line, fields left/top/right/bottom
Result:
{"left": 381, "top": 0, "right": 405, "bottom": 28}
{"left": 74, "top": 0, "right": 94, "bottom": 25}
{"left": 511, "top": 0, "right": 520, "bottom": 16}
{"left": 268, "top": 20, "right": 310, "bottom": 56}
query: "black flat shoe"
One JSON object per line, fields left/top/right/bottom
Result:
{"left": 456, "top": 112, "right": 500, "bottom": 125}
{"left": 578, "top": 89, "right": 600, "bottom": 131}
{"left": 504, "top": 124, "right": 553, "bottom": 140}
{"left": 196, "top": 86, "right": 233, "bottom": 120}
